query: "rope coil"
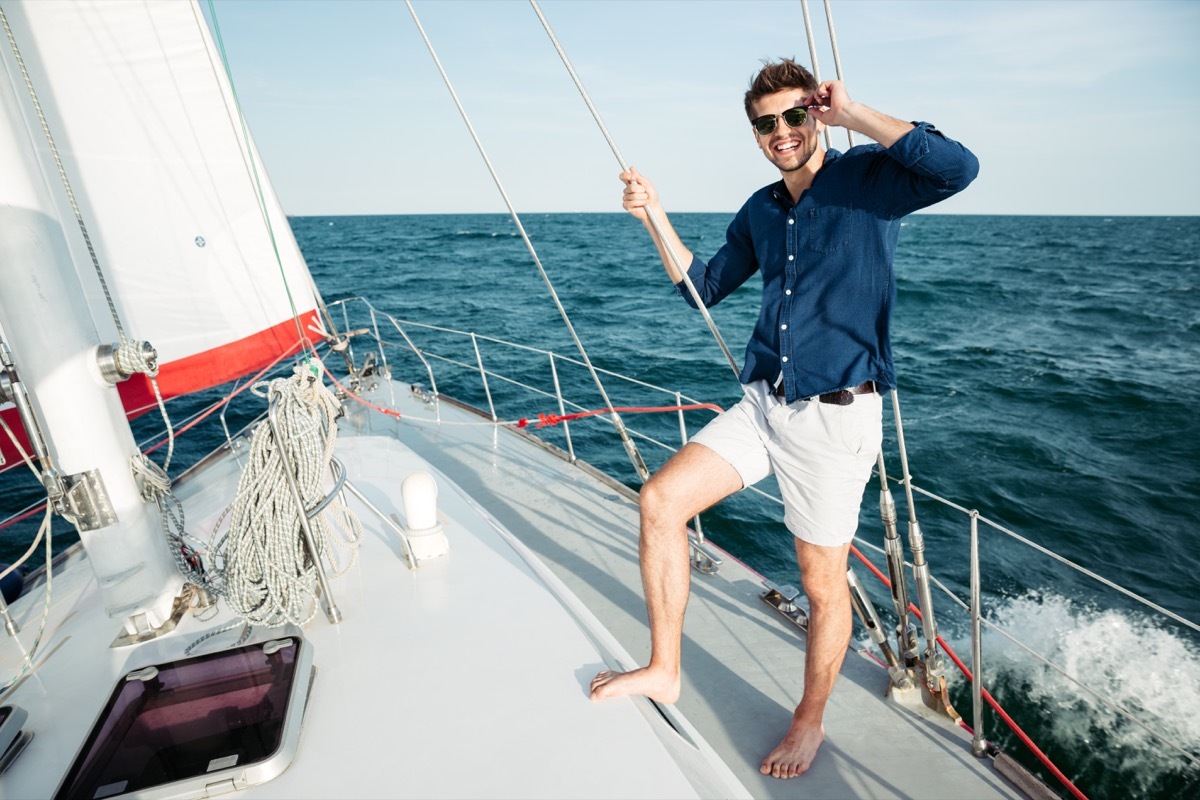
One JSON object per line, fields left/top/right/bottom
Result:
{"left": 212, "top": 359, "right": 361, "bottom": 627}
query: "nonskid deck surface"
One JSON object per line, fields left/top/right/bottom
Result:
{"left": 351, "top": 380, "right": 1027, "bottom": 800}
{"left": 0, "top": 432, "right": 745, "bottom": 799}
{"left": 0, "top": 380, "right": 1025, "bottom": 800}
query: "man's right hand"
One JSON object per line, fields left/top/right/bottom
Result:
{"left": 620, "top": 167, "right": 659, "bottom": 222}
{"left": 619, "top": 166, "right": 693, "bottom": 283}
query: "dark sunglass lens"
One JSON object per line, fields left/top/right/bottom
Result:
{"left": 782, "top": 107, "right": 807, "bottom": 128}
{"left": 752, "top": 116, "right": 777, "bottom": 136}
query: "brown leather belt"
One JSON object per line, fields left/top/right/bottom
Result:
{"left": 775, "top": 380, "right": 876, "bottom": 405}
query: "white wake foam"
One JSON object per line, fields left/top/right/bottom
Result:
{"left": 982, "top": 591, "right": 1200, "bottom": 792}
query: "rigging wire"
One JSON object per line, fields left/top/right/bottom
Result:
{"left": 1, "top": 4, "right": 178, "bottom": 472}
{"left": 799, "top": 0, "right": 832, "bottom": 152}
{"left": 822, "top": 0, "right": 855, "bottom": 149}
{"left": 800, "top": 0, "right": 957, "bottom": 743}
{"left": 404, "top": 0, "right": 649, "bottom": 481}
{"left": 200, "top": 0, "right": 318, "bottom": 360}
{"left": 527, "top": 0, "right": 740, "bottom": 381}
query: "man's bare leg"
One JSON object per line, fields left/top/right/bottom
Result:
{"left": 590, "top": 442, "right": 742, "bottom": 703}
{"left": 760, "top": 538, "right": 852, "bottom": 779}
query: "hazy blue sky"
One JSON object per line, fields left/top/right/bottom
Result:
{"left": 209, "top": 0, "right": 1199, "bottom": 216}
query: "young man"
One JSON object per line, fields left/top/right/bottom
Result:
{"left": 589, "top": 59, "right": 978, "bottom": 779}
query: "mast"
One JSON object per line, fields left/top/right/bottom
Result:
{"left": 0, "top": 2, "right": 181, "bottom": 634}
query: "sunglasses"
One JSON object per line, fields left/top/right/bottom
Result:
{"left": 750, "top": 106, "right": 811, "bottom": 137}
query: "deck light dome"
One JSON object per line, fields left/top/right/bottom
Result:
{"left": 402, "top": 471, "right": 448, "bottom": 561}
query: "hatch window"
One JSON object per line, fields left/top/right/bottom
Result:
{"left": 55, "top": 636, "right": 311, "bottom": 800}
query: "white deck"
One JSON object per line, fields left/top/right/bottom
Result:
{"left": 0, "top": 430, "right": 747, "bottom": 799}
{"left": 0, "top": 376, "right": 1034, "bottom": 799}
{"left": 351, "top": 379, "right": 1030, "bottom": 800}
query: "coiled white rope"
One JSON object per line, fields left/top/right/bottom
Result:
{"left": 212, "top": 359, "right": 361, "bottom": 627}
{"left": 130, "top": 452, "right": 213, "bottom": 595}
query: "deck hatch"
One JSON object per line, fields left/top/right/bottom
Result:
{"left": 54, "top": 636, "right": 311, "bottom": 800}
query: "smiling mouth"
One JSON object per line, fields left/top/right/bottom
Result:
{"left": 775, "top": 141, "right": 800, "bottom": 153}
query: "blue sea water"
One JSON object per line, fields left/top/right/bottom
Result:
{"left": 2, "top": 213, "right": 1198, "bottom": 798}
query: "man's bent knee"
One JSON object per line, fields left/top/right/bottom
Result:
{"left": 638, "top": 473, "right": 687, "bottom": 531}
{"left": 640, "top": 443, "right": 741, "bottom": 526}
{"left": 795, "top": 540, "right": 852, "bottom": 603}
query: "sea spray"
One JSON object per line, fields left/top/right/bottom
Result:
{"left": 969, "top": 591, "right": 1200, "bottom": 797}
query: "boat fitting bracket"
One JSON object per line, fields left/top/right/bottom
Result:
{"left": 59, "top": 468, "right": 117, "bottom": 531}
{"left": 688, "top": 534, "right": 722, "bottom": 574}
{"left": 760, "top": 580, "right": 808, "bottom": 631}
{"left": 110, "top": 585, "right": 192, "bottom": 648}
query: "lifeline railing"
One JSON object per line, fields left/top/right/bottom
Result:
{"left": 4, "top": 294, "right": 1194, "bottom": 792}
{"left": 320, "top": 294, "right": 1200, "bottom": 796}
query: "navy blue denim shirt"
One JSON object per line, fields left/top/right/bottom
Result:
{"left": 677, "top": 122, "right": 978, "bottom": 402}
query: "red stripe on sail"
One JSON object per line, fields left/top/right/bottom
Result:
{"left": 0, "top": 312, "right": 323, "bottom": 472}
{"left": 118, "top": 311, "right": 324, "bottom": 416}
{"left": 0, "top": 407, "right": 33, "bottom": 475}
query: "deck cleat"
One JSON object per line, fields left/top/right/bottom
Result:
{"left": 760, "top": 580, "right": 809, "bottom": 631}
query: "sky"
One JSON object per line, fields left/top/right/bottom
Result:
{"left": 207, "top": 0, "right": 1200, "bottom": 217}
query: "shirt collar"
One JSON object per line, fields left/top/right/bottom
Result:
{"left": 769, "top": 148, "right": 844, "bottom": 207}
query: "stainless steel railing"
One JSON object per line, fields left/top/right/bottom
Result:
{"left": 4, "top": 296, "right": 1194, "bottom": 776}
{"left": 323, "top": 295, "right": 1200, "bottom": 775}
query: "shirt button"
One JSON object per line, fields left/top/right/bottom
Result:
{"left": 787, "top": 255, "right": 794, "bottom": 261}
{"left": 782, "top": 356, "right": 789, "bottom": 363}
{"left": 785, "top": 289, "right": 792, "bottom": 296}
{"left": 788, "top": 218, "right": 795, "bottom": 225}
{"left": 781, "top": 324, "right": 788, "bottom": 330}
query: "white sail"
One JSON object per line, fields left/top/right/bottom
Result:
{"left": 0, "top": 0, "right": 322, "bottom": 624}
{"left": 1, "top": 0, "right": 321, "bottom": 440}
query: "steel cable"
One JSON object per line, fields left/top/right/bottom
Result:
{"left": 404, "top": 0, "right": 650, "bottom": 480}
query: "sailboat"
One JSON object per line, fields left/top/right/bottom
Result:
{"left": 1, "top": 2, "right": 1193, "bottom": 799}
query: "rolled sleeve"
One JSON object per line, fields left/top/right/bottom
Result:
{"left": 881, "top": 122, "right": 979, "bottom": 216}
{"left": 674, "top": 255, "right": 710, "bottom": 308}
{"left": 673, "top": 203, "right": 759, "bottom": 309}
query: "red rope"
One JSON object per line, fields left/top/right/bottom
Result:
{"left": 322, "top": 369, "right": 403, "bottom": 420}
{"left": 520, "top": 404, "right": 723, "bottom": 429}
{"left": 322, "top": 369, "right": 723, "bottom": 431}
{"left": 849, "top": 545, "right": 1089, "bottom": 800}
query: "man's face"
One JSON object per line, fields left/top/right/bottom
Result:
{"left": 749, "top": 89, "right": 821, "bottom": 174}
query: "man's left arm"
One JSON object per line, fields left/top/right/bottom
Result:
{"left": 806, "top": 80, "right": 979, "bottom": 214}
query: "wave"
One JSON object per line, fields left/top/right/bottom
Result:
{"left": 453, "top": 230, "right": 521, "bottom": 239}
{"left": 956, "top": 591, "right": 1200, "bottom": 796}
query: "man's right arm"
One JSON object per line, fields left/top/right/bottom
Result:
{"left": 621, "top": 168, "right": 694, "bottom": 284}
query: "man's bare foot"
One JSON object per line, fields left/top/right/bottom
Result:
{"left": 759, "top": 718, "right": 825, "bottom": 779}
{"left": 590, "top": 666, "right": 680, "bottom": 703}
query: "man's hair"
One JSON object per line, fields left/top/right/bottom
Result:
{"left": 744, "top": 59, "right": 817, "bottom": 120}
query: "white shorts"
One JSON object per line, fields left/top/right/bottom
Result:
{"left": 691, "top": 380, "right": 883, "bottom": 547}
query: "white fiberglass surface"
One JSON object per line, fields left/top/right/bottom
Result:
{"left": 237, "top": 434, "right": 730, "bottom": 799}
{"left": 1, "top": 432, "right": 742, "bottom": 799}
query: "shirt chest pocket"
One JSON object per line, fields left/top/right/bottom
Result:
{"left": 806, "top": 207, "right": 855, "bottom": 254}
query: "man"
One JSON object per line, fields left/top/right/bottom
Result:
{"left": 589, "top": 59, "right": 978, "bottom": 780}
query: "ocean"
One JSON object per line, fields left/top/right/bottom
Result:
{"left": 2, "top": 213, "right": 1197, "bottom": 799}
